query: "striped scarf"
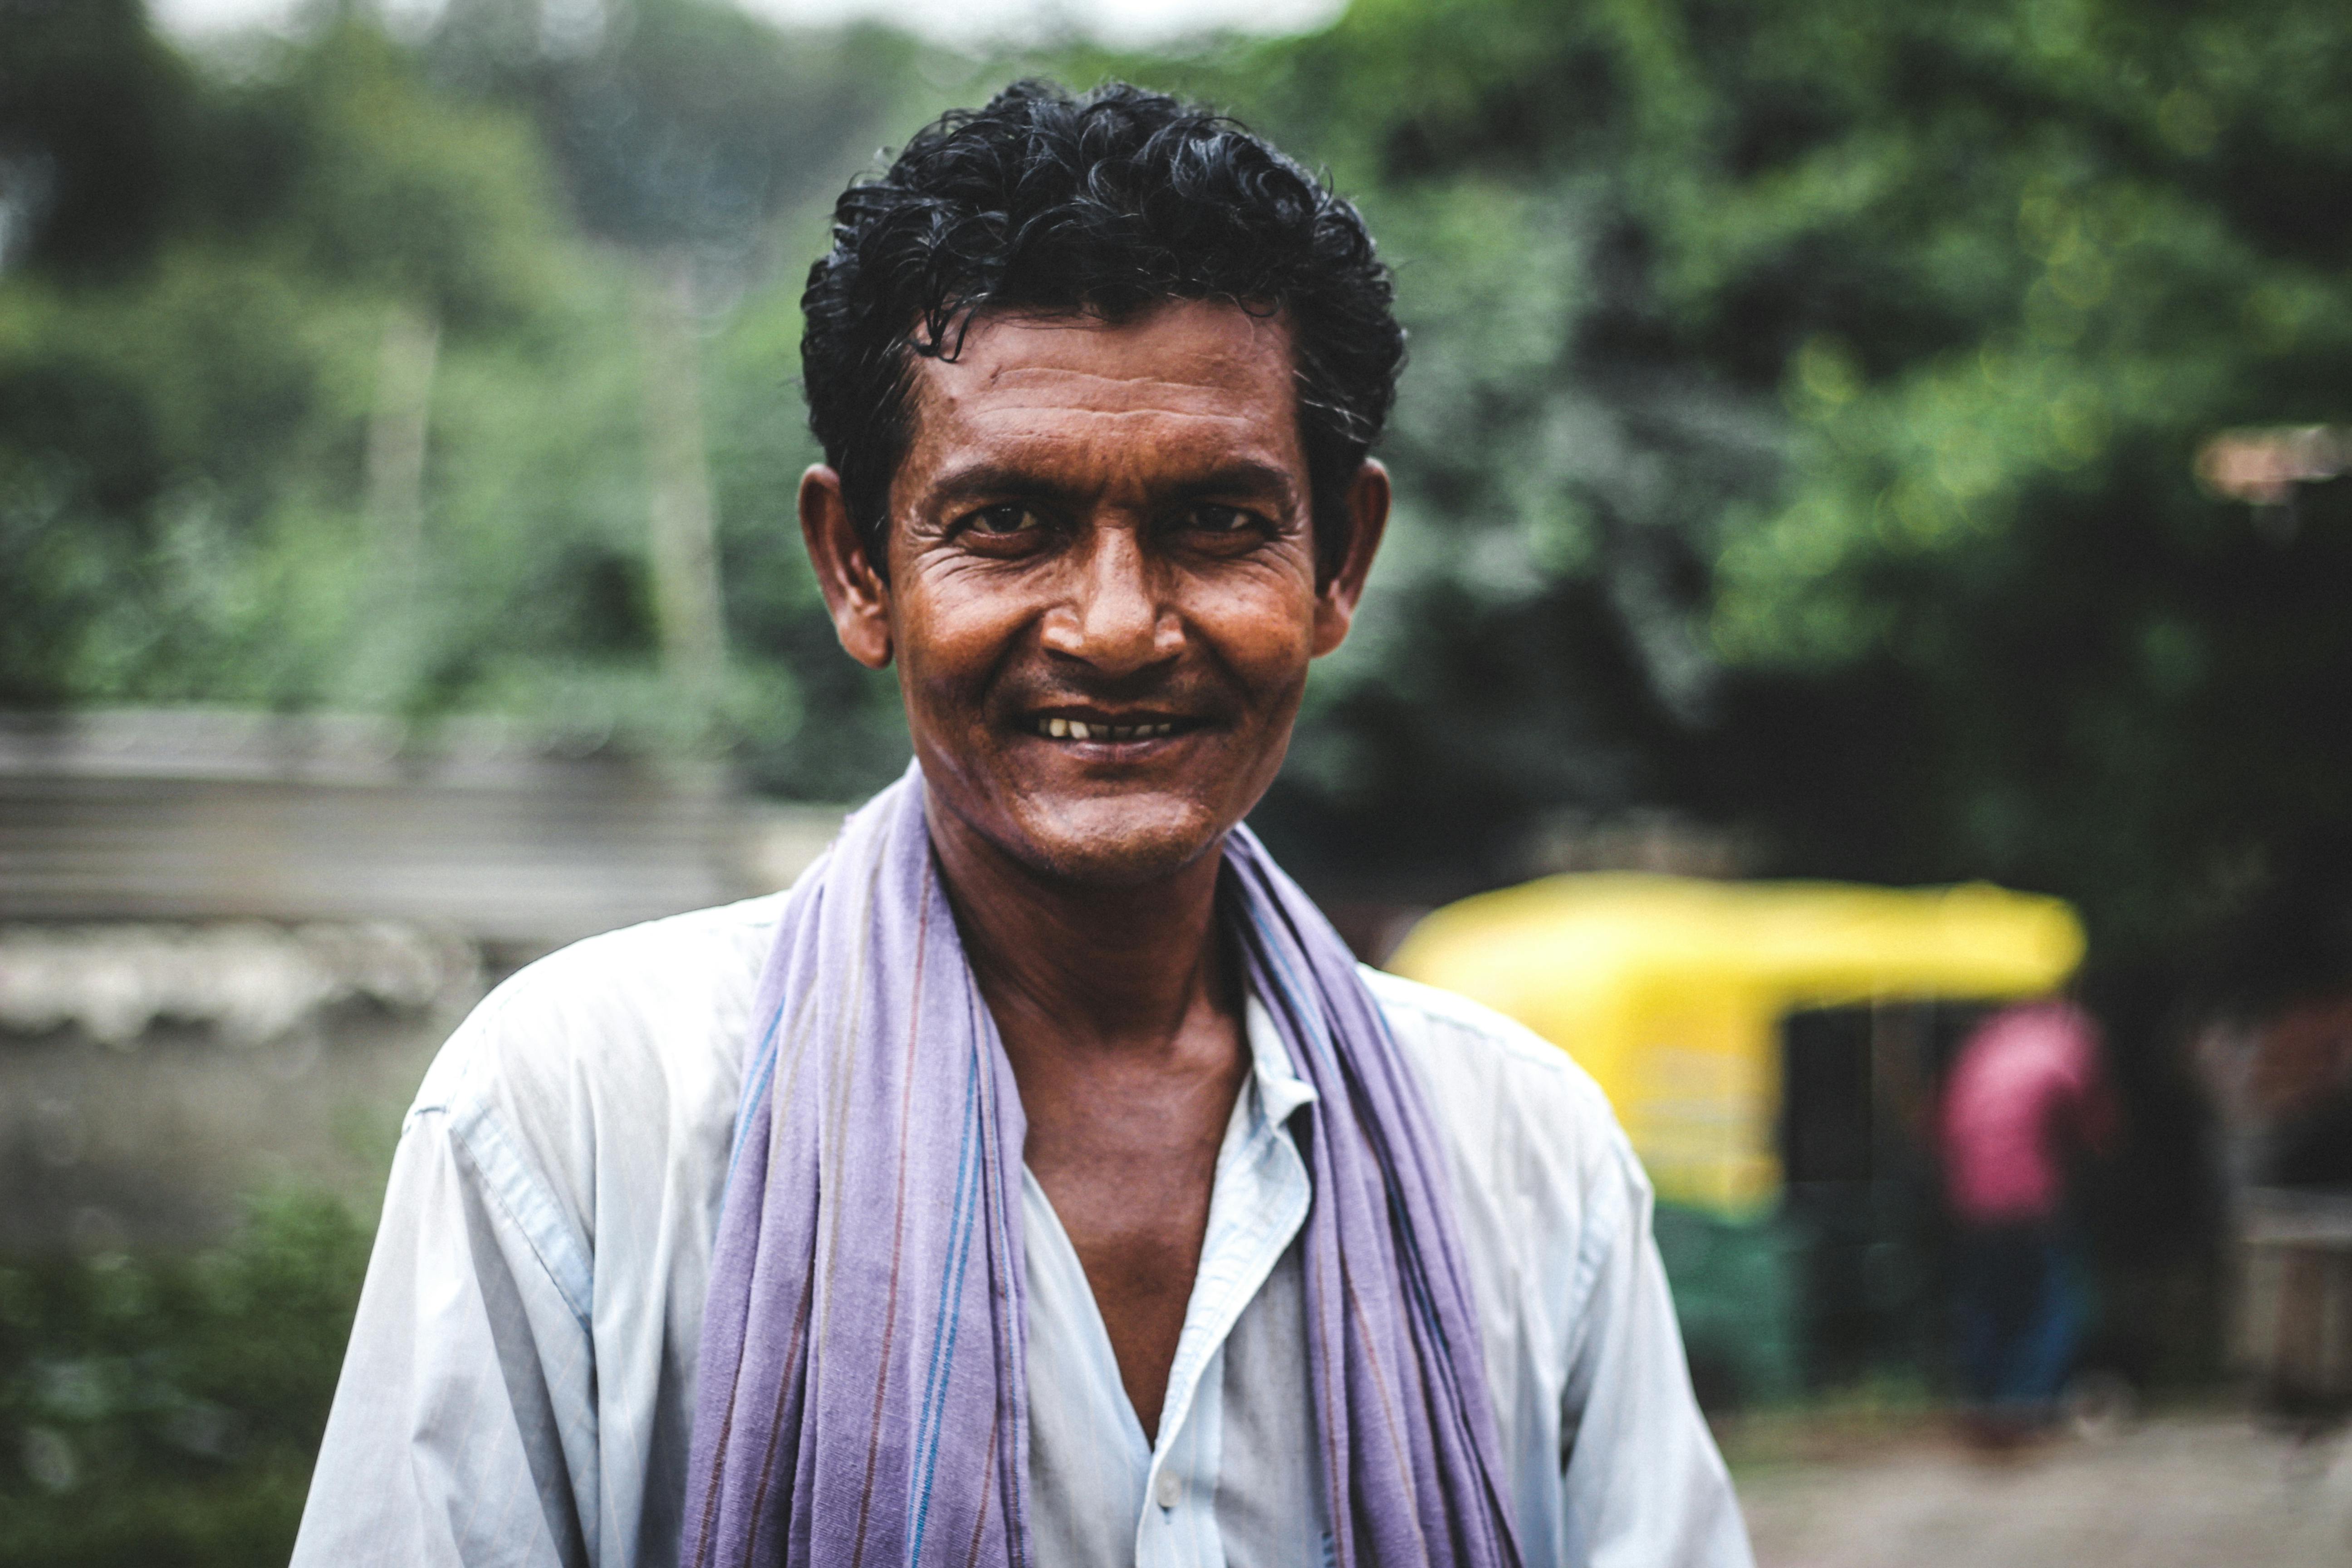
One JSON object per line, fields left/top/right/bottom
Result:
{"left": 683, "top": 766, "right": 1521, "bottom": 1568}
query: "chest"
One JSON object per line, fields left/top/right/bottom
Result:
{"left": 1020, "top": 1157, "right": 1325, "bottom": 1568}
{"left": 1017, "top": 1044, "right": 1248, "bottom": 1435}
{"left": 1022, "top": 1066, "right": 1231, "bottom": 1263}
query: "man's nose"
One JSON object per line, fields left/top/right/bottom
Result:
{"left": 1039, "top": 524, "right": 1181, "bottom": 674}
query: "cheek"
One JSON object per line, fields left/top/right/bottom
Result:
{"left": 893, "top": 574, "right": 1031, "bottom": 709}
{"left": 1186, "top": 573, "right": 1319, "bottom": 696}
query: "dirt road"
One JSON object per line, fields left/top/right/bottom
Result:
{"left": 1734, "top": 1414, "right": 2352, "bottom": 1568}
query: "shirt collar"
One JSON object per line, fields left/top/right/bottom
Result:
{"left": 1241, "top": 989, "right": 1319, "bottom": 1128}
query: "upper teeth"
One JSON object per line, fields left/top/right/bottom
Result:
{"left": 1039, "top": 719, "right": 1176, "bottom": 741}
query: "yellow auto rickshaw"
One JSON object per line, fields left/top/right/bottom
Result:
{"left": 1389, "top": 872, "right": 2084, "bottom": 1400}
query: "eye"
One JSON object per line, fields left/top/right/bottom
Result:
{"left": 963, "top": 502, "right": 1045, "bottom": 537}
{"left": 1181, "top": 504, "right": 1263, "bottom": 536}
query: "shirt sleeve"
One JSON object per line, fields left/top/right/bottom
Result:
{"left": 292, "top": 1094, "right": 600, "bottom": 1568}
{"left": 1556, "top": 1137, "right": 1754, "bottom": 1568}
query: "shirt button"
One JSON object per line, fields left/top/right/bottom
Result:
{"left": 1154, "top": 1470, "right": 1182, "bottom": 1510}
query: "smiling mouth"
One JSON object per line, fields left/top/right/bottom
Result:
{"left": 1024, "top": 716, "right": 1190, "bottom": 743}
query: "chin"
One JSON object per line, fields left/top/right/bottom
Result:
{"left": 1002, "top": 793, "right": 1230, "bottom": 888}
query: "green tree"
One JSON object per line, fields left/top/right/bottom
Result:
{"left": 0, "top": 9, "right": 659, "bottom": 730}
{"left": 1105, "top": 0, "right": 2352, "bottom": 1375}
{"left": 1127, "top": 0, "right": 2352, "bottom": 996}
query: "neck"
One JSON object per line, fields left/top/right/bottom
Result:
{"left": 926, "top": 802, "right": 1233, "bottom": 1058}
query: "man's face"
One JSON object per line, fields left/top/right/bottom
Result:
{"left": 804, "top": 299, "right": 1383, "bottom": 887}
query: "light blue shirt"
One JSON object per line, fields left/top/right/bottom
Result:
{"left": 294, "top": 894, "right": 1751, "bottom": 1568}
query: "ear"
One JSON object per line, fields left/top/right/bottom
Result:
{"left": 1311, "top": 458, "right": 1390, "bottom": 658}
{"left": 799, "top": 464, "right": 893, "bottom": 669}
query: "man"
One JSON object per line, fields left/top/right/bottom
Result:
{"left": 294, "top": 81, "right": 1748, "bottom": 1568}
{"left": 1940, "top": 997, "right": 2117, "bottom": 1441}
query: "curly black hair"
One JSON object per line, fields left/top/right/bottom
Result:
{"left": 800, "top": 79, "right": 1405, "bottom": 581}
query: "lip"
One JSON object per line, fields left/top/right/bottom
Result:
{"left": 1016, "top": 706, "right": 1206, "bottom": 747}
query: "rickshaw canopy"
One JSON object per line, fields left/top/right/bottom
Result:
{"left": 1386, "top": 874, "right": 2085, "bottom": 1218}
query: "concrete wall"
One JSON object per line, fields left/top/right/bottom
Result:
{"left": 0, "top": 709, "right": 848, "bottom": 1253}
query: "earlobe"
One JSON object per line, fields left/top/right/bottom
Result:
{"left": 1312, "top": 458, "right": 1391, "bottom": 658}
{"left": 798, "top": 464, "right": 894, "bottom": 668}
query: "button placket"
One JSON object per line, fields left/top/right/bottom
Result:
{"left": 1132, "top": 996, "right": 1318, "bottom": 1566}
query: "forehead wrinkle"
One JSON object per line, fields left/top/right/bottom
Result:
{"left": 924, "top": 439, "right": 1302, "bottom": 504}
{"left": 959, "top": 402, "right": 1261, "bottom": 429}
{"left": 907, "top": 448, "right": 1305, "bottom": 529}
{"left": 962, "top": 363, "right": 1285, "bottom": 410}
{"left": 898, "top": 302, "right": 1307, "bottom": 491}
{"left": 915, "top": 384, "right": 1297, "bottom": 466}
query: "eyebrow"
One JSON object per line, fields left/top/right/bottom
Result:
{"left": 922, "top": 456, "right": 1304, "bottom": 514}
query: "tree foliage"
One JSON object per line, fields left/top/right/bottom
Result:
{"left": 0, "top": 1, "right": 916, "bottom": 780}
{"left": 0, "top": 1192, "right": 371, "bottom": 1566}
{"left": 4, "top": 0, "right": 2348, "bottom": 998}
{"left": 1169, "top": 0, "right": 2352, "bottom": 998}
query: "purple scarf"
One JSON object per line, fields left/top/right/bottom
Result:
{"left": 683, "top": 767, "right": 1521, "bottom": 1568}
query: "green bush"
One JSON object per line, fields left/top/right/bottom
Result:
{"left": 0, "top": 1191, "right": 369, "bottom": 1568}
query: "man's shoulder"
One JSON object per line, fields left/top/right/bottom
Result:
{"left": 1359, "top": 965, "right": 1651, "bottom": 1355}
{"left": 414, "top": 892, "right": 789, "bottom": 1127}
{"left": 1362, "top": 965, "right": 1631, "bottom": 1182}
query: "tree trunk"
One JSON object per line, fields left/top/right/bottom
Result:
{"left": 354, "top": 298, "right": 440, "bottom": 712}
{"left": 365, "top": 298, "right": 439, "bottom": 591}
{"left": 633, "top": 255, "right": 728, "bottom": 751}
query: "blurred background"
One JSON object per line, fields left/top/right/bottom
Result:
{"left": 4, "top": 0, "right": 2351, "bottom": 1561}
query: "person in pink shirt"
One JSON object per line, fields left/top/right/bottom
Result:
{"left": 1939, "top": 997, "right": 2119, "bottom": 1434}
